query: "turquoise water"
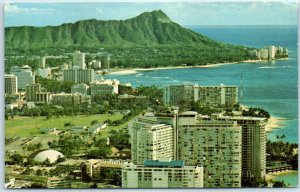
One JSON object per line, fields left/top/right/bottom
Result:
{"left": 273, "top": 172, "right": 298, "bottom": 187}
{"left": 104, "top": 25, "right": 298, "bottom": 144}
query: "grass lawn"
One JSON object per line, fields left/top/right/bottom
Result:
{"left": 5, "top": 114, "right": 124, "bottom": 137}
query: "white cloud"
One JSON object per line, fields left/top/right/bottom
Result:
{"left": 5, "top": 3, "right": 53, "bottom": 14}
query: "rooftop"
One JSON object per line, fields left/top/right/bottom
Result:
{"left": 144, "top": 160, "right": 185, "bottom": 168}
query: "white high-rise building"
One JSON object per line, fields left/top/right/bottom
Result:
{"left": 73, "top": 51, "right": 86, "bottom": 69}
{"left": 268, "top": 45, "right": 275, "bottom": 60}
{"left": 215, "top": 114, "right": 267, "bottom": 183}
{"left": 177, "top": 112, "right": 242, "bottom": 188}
{"left": 90, "top": 79, "right": 119, "bottom": 96}
{"left": 122, "top": 160, "right": 204, "bottom": 188}
{"left": 10, "top": 65, "right": 35, "bottom": 89}
{"left": 163, "top": 84, "right": 238, "bottom": 108}
{"left": 128, "top": 116, "right": 174, "bottom": 165}
{"left": 5, "top": 74, "right": 18, "bottom": 94}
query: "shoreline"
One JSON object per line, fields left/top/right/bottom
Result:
{"left": 265, "top": 117, "right": 286, "bottom": 132}
{"left": 265, "top": 170, "right": 298, "bottom": 182}
{"left": 107, "top": 58, "right": 287, "bottom": 75}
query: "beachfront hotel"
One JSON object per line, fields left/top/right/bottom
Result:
{"left": 214, "top": 114, "right": 267, "bottom": 183}
{"left": 177, "top": 112, "right": 242, "bottom": 188}
{"left": 128, "top": 116, "right": 174, "bottom": 165}
{"left": 122, "top": 160, "right": 204, "bottom": 188}
{"left": 163, "top": 84, "right": 238, "bottom": 108}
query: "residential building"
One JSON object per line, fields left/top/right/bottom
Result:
{"left": 102, "top": 55, "right": 110, "bottom": 69}
{"left": 63, "top": 69, "right": 94, "bottom": 84}
{"left": 71, "top": 83, "right": 89, "bottom": 96}
{"left": 25, "top": 83, "right": 50, "bottom": 104}
{"left": 26, "top": 83, "right": 41, "bottom": 102}
{"left": 215, "top": 114, "right": 267, "bottom": 183}
{"left": 5, "top": 74, "right": 18, "bottom": 94}
{"left": 50, "top": 93, "right": 91, "bottom": 106}
{"left": 40, "top": 57, "right": 46, "bottom": 68}
{"left": 177, "top": 112, "right": 242, "bottom": 188}
{"left": 163, "top": 84, "right": 238, "bottom": 108}
{"left": 268, "top": 45, "right": 275, "bottom": 59}
{"left": 259, "top": 49, "right": 269, "bottom": 60}
{"left": 128, "top": 116, "right": 174, "bottom": 165}
{"left": 90, "top": 79, "right": 119, "bottom": 96}
{"left": 37, "top": 67, "right": 51, "bottom": 78}
{"left": 73, "top": 51, "right": 86, "bottom": 69}
{"left": 47, "top": 177, "right": 71, "bottom": 188}
{"left": 122, "top": 160, "right": 204, "bottom": 188}
{"left": 89, "top": 60, "right": 101, "bottom": 69}
{"left": 10, "top": 65, "right": 35, "bottom": 89}
{"left": 118, "top": 94, "right": 148, "bottom": 106}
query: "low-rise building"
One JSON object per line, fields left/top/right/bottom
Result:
{"left": 122, "top": 160, "right": 204, "bottom": 188}
{"left": 90, "top": 79, "right": 119, "bottom": 96}
{"left": 47, "top": 177, "right": 71, "bottom": 188}
{"left": 37, "top": 67, "right": 51, "bottom": 78}
{"left": 71, "top": 83, "right": 89, "bottom": 96}
{"left": 50, "top": 93, "right": 91, "bottom": 106}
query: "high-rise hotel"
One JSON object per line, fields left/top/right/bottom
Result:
{"left": 163, "top": 84, "right": 238, "bottom": 108}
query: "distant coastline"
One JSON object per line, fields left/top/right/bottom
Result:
{"left": 107, "top": 58, "right": 288, "bottom": 75}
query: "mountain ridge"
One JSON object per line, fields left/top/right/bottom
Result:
{"left": 5, "top": 10, "right": 228, "bottom": 49}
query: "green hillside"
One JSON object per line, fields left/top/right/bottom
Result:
{"left": 5, "top": 10, "right": 253, "bottom": 68}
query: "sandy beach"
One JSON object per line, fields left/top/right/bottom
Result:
{"left": 266, "top": 117, "right": 286, "bottom": 132}
{"left": 265, "top": 170, "right": 298, "bottom": 182}
{"left": 107, "top": 58, "right": 278, "bottom": 75}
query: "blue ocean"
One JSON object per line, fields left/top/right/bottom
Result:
{"left": 105, "top": 25, "right": 298, "bottom": 144}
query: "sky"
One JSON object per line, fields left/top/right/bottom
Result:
{"left": 4, "top": 1, "right": 298, "bottom": 27}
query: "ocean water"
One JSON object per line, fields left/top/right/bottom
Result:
{"left": 104, "top": 25, "right": 298, "bottom": 144}
{"left": 273, "top": 172, "right": 298, "bottom": 187}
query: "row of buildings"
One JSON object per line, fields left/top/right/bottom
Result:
{"left": 163, "top": 84, "right": 238, "bottom": 108}
{"left": 249, "top": 45, "right": 288, "bottom": 60}
{"left": 123, "top": 110, "right": 267, "bottom": 188}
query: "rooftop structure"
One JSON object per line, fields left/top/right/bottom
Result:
{"left": 34, "top": 150, "right": 64, "bottom": 164}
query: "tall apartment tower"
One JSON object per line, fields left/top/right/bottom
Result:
{"left": 268, "top": 45, "right": 275, "bottom": 60}
{"left": 216, "top": 114, "right": 267, "bottom": 184}
{"left": 63, "top": 69, "right": 94, "bottom": 84}
{"left": 5, "top": 74, "right": 18, "bottom": 94}
{"left": 128, "top": 116, "right": 174, "bottom": 165}
{"left": 122, "top": 160, "right": 204, "bottom": 188}
{"left": 73, "top": 51, "right": 86, "bottom": 69}
{"left": 177, "top": 112, "right": 242, "bottom": 188}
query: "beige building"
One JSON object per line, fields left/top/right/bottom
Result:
{"left": 163, "top": 84, "right": 238, "bottom": 108}
{"left": 90, "top": 79, "right": 119, "bottom": 96}
{"left": 51, "top": 93, "right": 90, "bottom": 106}
{"left": 5, "top": 74, "right": 18, "bottom": 94}
{"left": 73, "top": 51, "right": 86, "bottom": 69}
{"left": 122, "top": 160, "right": 203, "bottom": 188}
{"left": 47, "top": 177, "right": 71, "bottom": 188}
{"left": 128, "top": 117, "right": 174, "bottom": 165}
{"left": 63, "top": 69, "right": 94, "bottom": 84}
{"left": 177, "top": 112, "right": 242, "bottom": 188}
{"left": 215, "top": 114, "right": 267, "bottom": 183}
{"left": 71, "top": 83, "right": 89, "bottom": 96}
{"left": 259, "top": 49, "right": 269, "bottom": 60}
